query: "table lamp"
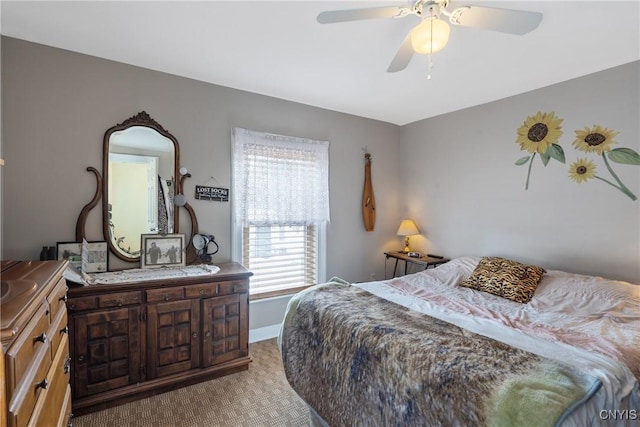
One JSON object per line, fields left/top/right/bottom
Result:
{"left": 397, "top": 219, "right": 420, "bottom": 253}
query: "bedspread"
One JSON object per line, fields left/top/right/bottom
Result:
{"left": 281, "top": 283, "right": 602, "bottom": 427}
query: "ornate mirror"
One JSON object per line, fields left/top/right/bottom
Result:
{"left": 102, "top": 112, "right": 180, "bottom": 262}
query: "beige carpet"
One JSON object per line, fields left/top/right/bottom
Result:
{"left": 74, "top": 338, "right": 310, "bottom": 427}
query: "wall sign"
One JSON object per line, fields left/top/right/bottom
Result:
{"left": 195, "top": 185, "right": 229, "bottom": 202}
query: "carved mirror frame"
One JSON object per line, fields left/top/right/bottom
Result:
{"left": 75, "top": 111, "right": 199, "bottom": 268}
{"left": 102, "top": 112, "right": 181, "bottom": 262}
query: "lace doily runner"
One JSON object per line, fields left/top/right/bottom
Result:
{"left": 65, "top": 264, "right": 221, "bottom": 286}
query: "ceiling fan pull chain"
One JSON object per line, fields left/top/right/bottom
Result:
{"left": 428, "top": 7, "right": 434, "bottom": 80}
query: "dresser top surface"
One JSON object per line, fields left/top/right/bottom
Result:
{"left": 67, "top": 261, "right": 252, "bottom": 296}
{"left": 1, "top": 260, "right": 68, "bottom": 342}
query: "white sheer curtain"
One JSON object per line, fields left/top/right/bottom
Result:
{"left": 231, "top": 128, "right": 330, "bottom": 227}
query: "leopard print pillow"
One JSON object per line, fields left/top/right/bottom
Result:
{"left": 459, "top": 257, "right": 546, "bottom": 303}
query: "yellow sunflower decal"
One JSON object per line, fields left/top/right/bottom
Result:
{"left": 568, "top": 158, "right": 597, "bottom": 184}
{"left": 516, "top": 111, "right": 564, "bottom": 154}
{"left": 572, "top": 125, "right": 618, "bottom": 155}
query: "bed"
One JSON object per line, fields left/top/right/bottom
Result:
{"left": 279, "top": 257, "right": 640, "bottom": 427}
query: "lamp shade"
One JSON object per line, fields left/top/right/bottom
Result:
{"left": 397, "top": 219, "right": 420, "bottom": 236}
{"left": 411, "top": 17, "right": 451, "bottom": 54}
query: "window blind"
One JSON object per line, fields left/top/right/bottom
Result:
{"left": 243, "top": 225, "right": 316, "bottom": 294}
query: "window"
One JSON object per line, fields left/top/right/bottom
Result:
{"left": 231, "top": 128, "right": 329, "bottom": 298}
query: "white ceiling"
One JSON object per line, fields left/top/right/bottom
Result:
{"left": 1, "top": 1, "right": 639, "bottom": 125}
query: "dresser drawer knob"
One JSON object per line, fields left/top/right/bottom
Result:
{"left": 163, "top": 294, "right": 170, "bottom": 301}
{"left": 199, "top": 289, "right": 205, "bottom": 295}
{"left": 192, "top": 332, "right": 197, "bottom": 338}
{"left": 33, "top": 332, "right": 47, "bottom": 344}
{"left": 78, "top": 355, "right": 85, "bottom": 362}
{"left": 59, "top": 294, "right": 68, "bottom": 303}
{"left": 36, "top": 378, "right": 49, "bottom": 390}
{"left": 60, "top": 326, "right": 69, "bottom": 335}
{"left": 205, "top": 331, "right": 211, "bottom": 338}
{"left": 64, "top": 356, "right": 72, "bottom": 374}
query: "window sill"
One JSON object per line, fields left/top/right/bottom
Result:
{"left": 249, "top": 285, "right": 312, "bottom": 301}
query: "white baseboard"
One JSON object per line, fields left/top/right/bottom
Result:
{"left": 249, "top": 323, "right": 281, "bottom": 343}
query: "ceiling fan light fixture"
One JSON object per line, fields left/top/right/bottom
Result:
{"left": 410, "top": 17, "right": 451, "bottom": 54}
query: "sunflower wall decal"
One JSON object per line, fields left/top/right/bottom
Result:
{"left": 568, "top": 125, "right": 639, "bottom": 201}
{"left": 568, "top": 158, "right": 597, "bottom": 183}
{"left": 514, "top": 115, "right": 640, "bottom": 200}
{"left": 515, "top": 111, "right": 565, "bottom": 189}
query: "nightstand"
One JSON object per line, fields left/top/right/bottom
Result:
{"left": 384, "top": 252, "right": 449, "bottom": 277}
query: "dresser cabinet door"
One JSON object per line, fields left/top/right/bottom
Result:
{"left": 146, "top": 299, "right": 200, "bottom": 379}
{"left": 201, "top": 293, "right": 248, "bottom": 367}
{"left": 72, "top": 307, "right": 141, "bottom": 398}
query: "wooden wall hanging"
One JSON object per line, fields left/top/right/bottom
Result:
{"left": 362, "top": 152, "right": 376, "bottom": 231}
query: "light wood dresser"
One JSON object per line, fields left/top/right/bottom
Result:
{"left": 1, "top": 260, "right": 72, "bottom": 427}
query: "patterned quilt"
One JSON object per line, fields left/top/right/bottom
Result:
{"left": 280, "top": 283, "right": 602, "bottom": 427}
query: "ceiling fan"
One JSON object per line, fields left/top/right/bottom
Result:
{"left": 317, "top": 0, "right": 543, "bottom": 73}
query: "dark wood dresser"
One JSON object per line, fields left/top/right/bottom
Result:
{"left": 1, "top": 260, "right": 72, "bottom": 427}
{"left": 65, "top": 262, "right": 252, "bottom": 415}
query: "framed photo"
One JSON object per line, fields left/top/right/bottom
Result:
{"left": 82, "top": 240, "right": 108, "bottom": 273}
{"left": 140, "top": 234, "right": 186, "bottom": 269}
{"left": 57, "top": 241, "right": 82, "bottom": 271}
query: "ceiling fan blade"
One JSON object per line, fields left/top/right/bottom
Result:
{"left": 317, "top": 6, "right": 408, "bottom": 24}
{"left": 387, "top": 31, "right": 414, "bottom": 73}
{"left": 450, "top": 6, "right": 542, "bottom": 35}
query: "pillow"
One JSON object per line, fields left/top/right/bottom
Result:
{"left": 459, "top": 257, "right": 546, "bottom": 303}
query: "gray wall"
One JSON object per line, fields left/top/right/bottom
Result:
{"left": 2, "top": 38, "right": 639, "bottom": 336}
{"left": 1, "top": 37, "right": 402, "bottom": 287}
{"left": 400, "top": 61, "right": 640, "bottom": 284}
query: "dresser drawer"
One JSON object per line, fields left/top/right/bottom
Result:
{"left": 183, "top": 280, "right": 248, "bottom": 298}
{"left": 34, "top": 385, "right": 72, "bottom": 427}
{"left": 98, "top": 291, "right": 142, "bottom": 308}
{"left": 66, "top": 295, "right": 98, "bottom": 312}
{"left": 5, "top": 304, "right": 50, "bottom": 395}
{"left": 46, "top": 278, "right": 68, "bottom": 323}
{"left": 47, "top": 308, "right": 68, "bottom": 363}
{"left": 27, "top": 334, "right": 71, "bottom": 427}
{"left": 184, "top": 283, "right": 217, "bottom": 298}
{"left": 7, "top": 339, "right": 52, "bottom": 427}
{"left": 218, "top": 280, "right": 248, "bottom": 295}
{"left": 61, "top": 386, "right": 73, "bottom": 427}
{"left": 146, "top": 287, "right": 184, "bottom": 302}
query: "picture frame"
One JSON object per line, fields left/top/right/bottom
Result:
{"left": 57, "top": 241, "right": 110, "bottom": 273}
{"left": 82, "top": 240, "right": 109, "bottom": 273}
{"left": 57, "top": 241, "right": 82, "bottom": 271}
{"left": 140, "top": 233, "right": 186, "bottom": 269}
